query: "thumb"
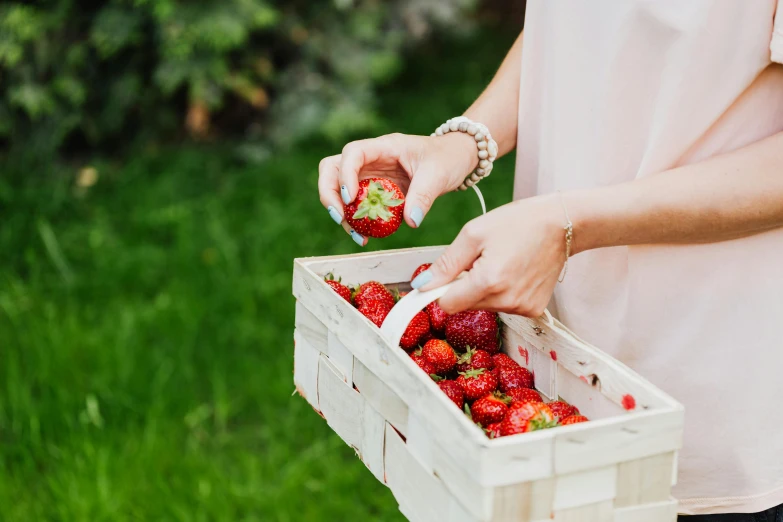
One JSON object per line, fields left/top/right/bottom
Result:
{"left": 411, "top": 220, "right": 483, "bottom": 291}
{"left": 403, "top": 166, "right": 448, "bottom": 229}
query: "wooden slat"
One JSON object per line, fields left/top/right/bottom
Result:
{"left": 613, "top": 499, "right": 678, "bottom": 522}
{"left": 360, "top": 398, "right": 387, "bottom": 484}
{"left": 556, "top": 364, "right": 624, "bottom": 421}
{"left": 352, "top": 359, "right": 408, "bottom": 435}
{"left": 529, "top": 478, "right": 556, "bottom": 521}
{"left": 297, "top": 245, "right": 445, "bottom": 287}
{"left": 553, "top": 500, "right": 613, "bottom": 522}
{"left": 479, "top": 430, "right": 554, "bottom": 486}
{"left": 490, "top": 482, "right": 532, "bottom": 522}
{"left": 326, "top": 330, "right": 354, "bottom": 384}
{"left": 553, "top": 409, "right": 684, "bottom": 475}
{"left": 615, "top": 452, "right": 675, "bottom": 507}
{"left": 499, "top": 313, "right": 680, "bottom": 412}
{"left": 317, "top": 355, "right": 363, "bottom": 449}
{"left": 295, "top": 301, "right": 328, "bottom": 351}
{"left": 293, "top": 329, "right": 321, "bottom": 411}
{"left": 553, "top": 465, "right": 617, "bottom": 511}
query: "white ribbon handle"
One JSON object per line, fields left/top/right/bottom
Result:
{"left": 380, "top": 282, "right": 455, "bottom": 348}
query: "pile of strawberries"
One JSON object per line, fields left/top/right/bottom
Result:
{"left": 325, "top": 264, "right": 588, "bottom": 438}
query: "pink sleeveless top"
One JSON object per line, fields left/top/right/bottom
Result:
{"left": 514, "top": 0, "right": 783, "bottom": 515}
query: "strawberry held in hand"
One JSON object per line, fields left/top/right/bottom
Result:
{"left": 344, "top": 178, "right": 405, "bottom": 238}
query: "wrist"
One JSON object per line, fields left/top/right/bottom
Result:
{"left": 440, "top": 131, "right": 480, "bottom": 173}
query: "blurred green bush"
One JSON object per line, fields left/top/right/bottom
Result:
{"left": 0, "top": 0, "right": 475, "bottom": 158}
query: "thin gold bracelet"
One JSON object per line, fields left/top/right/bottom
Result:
{"left": 557, "top": 191, "right": 574, "bottom": 283}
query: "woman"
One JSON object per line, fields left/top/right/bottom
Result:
{"left": 318, "top": 2, "right": 783, "bottom": 519}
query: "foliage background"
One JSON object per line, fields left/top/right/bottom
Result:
{"left": 0, "top": 1, "right": 522, "bottom": 520}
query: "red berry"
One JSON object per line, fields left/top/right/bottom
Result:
{"left": 324, "top": 273, "right": 352, "bottom": 303}
{"left": 560, "top": 415, "right": 589, "bottom": 425}
{"left": 422, "top": 339, "right": 457, "bottom": 374}
{"left": 500, "top": 402, "right": 558, "bottom": 436}
{"left": 456, "top": 368, "right": 499, "bottom": 402}
{"left": 410, "top": 348, "right": 436, "bottom": 375}
{"left": 445, "top": 310, "right": 500, "bottom": 353}
{"left": 353, "top": 281, "right": 394, "bottom": 310}
{"left": 411, "top": 263, "right": 431, "bottom": 281}
{"left": 344, "top": 178, "right": 405, "bottom": 238}
{"left": 485, "top": 422, "right": 503, "bottom": 439}
{"left": 425, "top": 301, "right": 450, "bottom": 336}
{"left": 498, "top": 365, "right": 534, "bottom": 393}
{"left": 548, "top": 401, "right": 579, "bottom": 421}
{"left": 358, "top": 301, "right": 393, "bottom": 327}
{"left": 437, "top": 380, "right": 464, "bottom": 409}
{"left": 456, "top": 346, "right": 493, "bottom": 373}
{"left": 470, "top": 393, "right": 510, "bottom": 426}
{"left": 400, "top": 311, "right": 430, "bottom": 351}
{"left": 491, "top": 353, "right": 520, "bottom": 369}
{"left": 506, "top": 388, "right": 543, "bottom": 404}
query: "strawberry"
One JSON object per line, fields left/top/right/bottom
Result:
{"left": 436, "top": 379, "right": 464, "bottom": 409}
{"left": 445, "top": 310, "right": 500, "bottom": 353}
{"left": 344, "top": 178, "right": 404, "bottom": 238}
{"left": 422, "top": 339, "right": 457, "bottom": 374}
{"left": 324, "top": 273, "right": 352, "bottom": 303}
{"left": 456, "top": 346, "right": 493, "bottom": 373}
{"left": 400, "top": 311, "right": 430, "bottom": 351}
{"left": 358, "top": 301, "right": 393, "bottom": 327}
{"left": 500, "top": 401, "right": 558, "bottom": 436}
{"left": 485, "top": 422, "right": 503, "bottom": 439}
{"left": 410, "top": 348, "right": 436, "bottom": 375}
{"left": 411, "top": 263, "right": 431, "bottom": 281}
{"left": 425, "top": 301, "right": 450, "bottom": 336}
{"left": 505, "top": 387, "right": 543, "bottom": 404}
{"left": 418, "top": 330, "right": 436, "bottom": 346}
{"left": 560, "top": 415, "right": 589, "bottom": 425}
{"left": 498, "top": 365, "right": 534, "bottom": 392}
{"left": 470, "top": 392, "right": 510, "bottom": 426}
{"left": 491, "top": 353, "right": 520, "bottom": 369}
{"left": 353, "top": 281, "right": 395, "bottom": 310}
{"left": 548, "top": 401, "right": 579, "bottom": 421}
{"left": 456, "top": 368, "right": 499, "bottom": 402}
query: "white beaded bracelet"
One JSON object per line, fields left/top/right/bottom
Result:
{"left": 431, "top": 116, "right": 498, "bottom": 191}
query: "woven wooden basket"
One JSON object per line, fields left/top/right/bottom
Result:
{"left": 292, "top": 246, "right": 684, "bottom": 522}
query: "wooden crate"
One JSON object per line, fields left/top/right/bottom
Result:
{"left": 292, "top": 246, "right": 684, "bottom": 522}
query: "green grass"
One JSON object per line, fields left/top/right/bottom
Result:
{"left": 0, "top": 31, "right": 516, "bottom": 521}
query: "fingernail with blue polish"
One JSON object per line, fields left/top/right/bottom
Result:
{"left": 327, "top": 206, "right": 342, "bottom": 225}
{"left": 411, "top": 270, "right": 432, "bottom": 290}
{"left": 410, "top": 206, "right": 424, "bottom": 228}
{"left": 350, "top": 229, "right": 365, "bottom": 247}
{"left": 341, "top": 185, "right": 351, "bottom": 205}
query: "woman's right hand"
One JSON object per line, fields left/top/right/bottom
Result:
{"left": 318, "top": 131, "right": 479, "bottom": 245}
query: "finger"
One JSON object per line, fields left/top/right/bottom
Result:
{"left": 342, "top": 220, "right": 368, "bottom": 247}
{"left": 411, "top": 220, "right": 483, "bottom": 291}
{"left": 339, "top": 134, "right": 404, "bottom": 204}
{"left": 403, "top": 163, "right": 446, "bottom": 228}
{"left": 318, "top": 155, "right": 346, "bottom": 225}
{"left": 437, "top": 267, "right": 492, "bottom": 314}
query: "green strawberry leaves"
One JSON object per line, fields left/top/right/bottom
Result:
{"left": 351, "top": 181, "right": 403, "bottom": 221}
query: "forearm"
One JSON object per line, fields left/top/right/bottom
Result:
{"left": 462, "top": 31, "right": 524, "bottom": 157}
{"left": 569, "top": 132, "right": 783, "bottom": 253}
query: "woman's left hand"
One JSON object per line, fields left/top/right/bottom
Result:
{"left": 411, "top": 194, "right": 567, "bottom": 317}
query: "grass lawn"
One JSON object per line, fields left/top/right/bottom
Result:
{"left": 0, "top": 30, "right": 517, "bottom": 521}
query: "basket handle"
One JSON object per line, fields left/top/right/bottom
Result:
{"left": 380, "top": 279, "right": 564, "bottom": 349}
{"left": 380, "top": 281, "right": 456, "bottom": 348}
